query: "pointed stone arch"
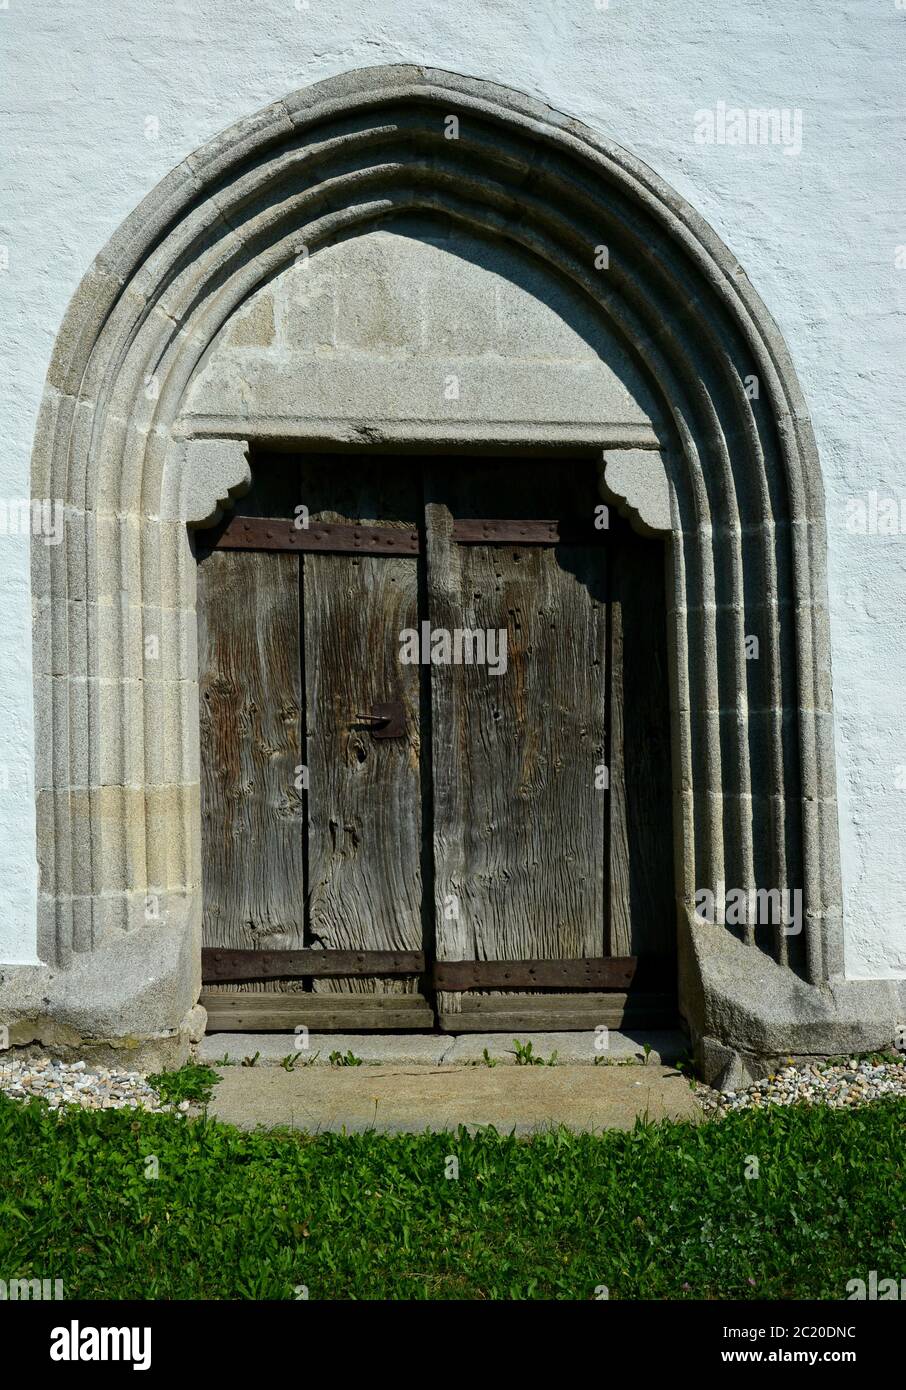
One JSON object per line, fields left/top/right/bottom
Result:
{"left": 25, "top": 64, "right": 888, "bottom": 1076}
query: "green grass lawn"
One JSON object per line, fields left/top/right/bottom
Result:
{"left": 1, "top": 1093, "right": 904, "bottom": 1299}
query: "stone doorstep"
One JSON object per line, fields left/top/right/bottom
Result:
{"left": 204, "top": 1061, "right": 700, "bottom": 1135}
{"left": 197, "top": 1029, "right": 688, "bottom": 1068}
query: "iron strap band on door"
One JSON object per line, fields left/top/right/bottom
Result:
{"left": 208, "top": 517, "right": 421, "bottom": 555}
{"left": 432, "top": 958, "right": 638, "bottom": 990}
{"left": 201, "top": 949, "right": 425, "bottom": 982}
{"left": 450, "top": 519, "right": 608, "bottom": 545}
{"left": 202, "top": 951, "right": 640, "bottom": 988}
{"left": 204, "top": 516, "right": 609, "bottom": 554}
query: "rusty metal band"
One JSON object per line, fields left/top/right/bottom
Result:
{"left": 432, "top": 957, "right": 638, "bottom": 990}
{"left": 451, "top": 518, "right": 609, "bottom": 544}
{"left": 207, "top": 517, "right": 421, "bottom": 554}
{"left": 202, "top": 948, "right": 426, "bottom": 982}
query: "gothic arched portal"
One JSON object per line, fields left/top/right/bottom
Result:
{"left": 27, "top": 66, "right": 890, "bottom": 1082}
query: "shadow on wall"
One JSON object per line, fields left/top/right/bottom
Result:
{"left": 182, "top": 211, "right": 666, "bottom": 438}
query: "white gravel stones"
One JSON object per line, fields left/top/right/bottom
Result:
{"left": 0, "top": 1056, "right": 172, "bottom": 1112}
{"left": 4, "top": 1052, "right": 906, "bottom": 1119}
{"left": 696, "top": 1056, "right": 906, "bottom": 1115}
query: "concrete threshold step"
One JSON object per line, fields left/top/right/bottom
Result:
{"left": 198, "top": 1029, "right": 687, "bottom": 1067}
{"left": 204, "top": 1062, "right": 699, "bottom": 1134}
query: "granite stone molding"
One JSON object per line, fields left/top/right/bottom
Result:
{"left": 179, "top": 218, "right": 664, "bottom": 439}
{"left": 0, "top": 897, "right": 203, "bottom": 1069}
{"left": 598, "top": 448, "right": 672, "bottom": 536}
{"left": 19, "top": 63, "right": 889, "bottom": 1072}
{"left": 161, "top": 439, "right": 253, "bottom": 529}
{"left": 680, "top": 915, "right": 901, "bottom": 1090}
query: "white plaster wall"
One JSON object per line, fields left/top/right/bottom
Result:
{"left": 1, "top": 0, "right": 903, "bottom": 974}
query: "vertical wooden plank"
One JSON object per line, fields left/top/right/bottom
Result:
{"left": 294, "top": 459, "right": 426, "bottom": 997}
{"left": 607, "top": 546, "right": 632, "bottom": 956}
{"left": 197, "top": 549, "right": 306, "bottom": 988}
{"left": 427, "top": 461, "right": 608, "bottom": 1017}
{"left": 607, "top": 519, "right": 675, "bottom": 964}
{"left": 423, "top": 494, "right": 463, "bottom": 1020}
{"left": 294, "top": 453, "right": 422, "bottom": 534}
{"left": 303, "top": 550, "right": 423, "bottom": 994}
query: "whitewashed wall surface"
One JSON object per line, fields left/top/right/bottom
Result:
{"left": 1, "top": 0, "right": 904, "bottom": 986}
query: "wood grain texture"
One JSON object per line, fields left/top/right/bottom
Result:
{"left": 428, "top": 530, "right": 608, "bottom": 964}
{"left": 196, "top": 456, "right": 675, "bottom": 1029}
{"left": 201, "top": 991, "right": 434, "bottom": 1031}
{"left": 295, "top": 456, "right": 427, "bottom": 997}
{"left": 294, "top": 453, "right": 422, "bottom": 531}
{"left": 439, "top": 996, "right": 677, "bottom": 1031}
{"left": 425, "top": 460, "right": 611, "bottom": 1020}
{"left": 197, "top": 548, "right": 306, "bottom": 993}
{"left": 304, "top": 550, "right": 423, "bottom": 993}
{"left": 456, "top": 991, "right": 671, "bottom": 1013}
{"left": 607, "top": 556, "right": 632, "bottom": 957}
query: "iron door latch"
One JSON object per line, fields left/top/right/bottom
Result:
{"left": 352, "top": 701, "right": 407, "bottom": 739}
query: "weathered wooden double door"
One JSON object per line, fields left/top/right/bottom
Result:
{"left": 196, "top": 454, "right": 675, "bottom": 1032}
